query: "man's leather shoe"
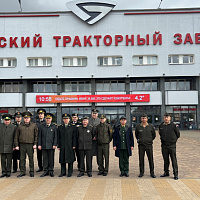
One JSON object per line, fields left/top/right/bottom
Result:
{"left": 124, "top": 173, "right": 129, "bottom": 177}
{"left": 77, "top": 173, "right": 84, "bottom": 177}
{"left": 103, "top": 172, "right": 107, "bottom": 176}
{"left": 151, "top": 174, "right": 156, "bottom": 178}
{"left": 58, "top": 174, "right": 66, "bottom": 177}
{"left": 6, "top": 174, "right": 11, "bottom": 178}
{"left": 120, "top": 173, "right": 124, "bottom": 177}
{"left": 174, "top": 176, "right": 178, "bottom": 180}
{"left": 30, "top": 174, "right": 34, "bottom": 177}
{"left": 138, "top": 174, "right": 143, "bottom": 178}
{"left": 67, "top": 174, "right": 72, "bottom": 177}
{"left": 12, "top": 170, "right": 17, "bottom": 173}
{"left": 160, "top": 173, "right": 169, "bottom": 177}
{"left": 0, "top": 174, "right": 7, "bottom": 178}
{"left": 40, "top": 172, "right": 49, "bottom": 177}
{"left": 98, "top": 172, "right": 104, "bottom": 175}
{"left": 36, "top": 168, "right": 43, "bottom": 172}
{"left": 87, "top": 173, "right": 92, "bottom": 177}
{"left": 50, "top": 173, "right": 54, "bottom": 177}
{"left": 17, "top": 174, "right": 25, "bottom": 178}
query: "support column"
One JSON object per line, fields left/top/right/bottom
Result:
{"left": 91, "top": 78, "right": 95, "bottom": 110}
{"left": 22, "top": 80, "right": 27, "bottom": 111}
{"left": 125, "top": 78, "right": 131, "bottom": 125}
{"left": 56, "top": 79, "right": 62, "bottom": 125}
{"left": 160, "top": 78, "right": 165, "bottom": 117}
{"left": 196, "top": 77, "right": 200, "bottom": 130}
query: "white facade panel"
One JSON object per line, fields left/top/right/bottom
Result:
{"left": 165, "top": 91, "right": 198, "bottom": 105}
{"left": 26, "top": 93, "right": 56, "bottom": 107}
{"left": 130, "top": 91, "right": 162, "bottom": 106}
{"left": 0, "top": 93, "right": 22, "bottom": 107}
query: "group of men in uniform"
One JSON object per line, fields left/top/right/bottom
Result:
{"left": 0, "top": 109, "right": 180, "bottom": 180}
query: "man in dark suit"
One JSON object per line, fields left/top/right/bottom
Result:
{"left": 38, "top": 113, "right": 57, "bottom": 177}
{"left": 113, "top": 116, "right": 134, "bottom": 177}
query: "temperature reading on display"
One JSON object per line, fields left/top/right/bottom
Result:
{"left": 39, "top": 96, "right": 52, "bottom": 102}
{"left": 135, "top": 95, "right": 145, "bottom": 101}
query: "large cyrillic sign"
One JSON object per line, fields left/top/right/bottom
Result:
{"left": 36, "top": 94, "right": 150, "bottom": 103}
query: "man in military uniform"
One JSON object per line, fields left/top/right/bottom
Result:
{"left": 113, "top": 116, "right": 134, "bottom": 177}
{"left": 96, "top": 114, "right": 113, "bottom": 176}
{"left": 71, "top": 113, "right": 82, "bottom": 171}
{"left": 0, "top": 114, "right": 16, "bottom": 178}
{"left": 38, "top": 113, "right": 57, "bottom": 177}
{"left": 58, "top": 114, "right": 76, "bottom": 177}
{"left": 159, "top": 113, "right": 180, "bottom": 180}
{"left": 88, "top": 109, "right": 100, "bottom": 165}
{"left": 14, "top": 111, "right": 38, "bottom": 177}
{"left": 77, "top": 117, "right": 95, "bottom": 177}
{"left": 35, "top": 108, "right": 46, "bottom": 172}
{"left": 12, "top": 112, "right": 22, "bottom": 173}
{"left": 135, "top": 113, "right": 156, "bottom": 178}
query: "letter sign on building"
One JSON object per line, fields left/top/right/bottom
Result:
{"left": 66, "top": 0, "right": 117, "bottom": 25}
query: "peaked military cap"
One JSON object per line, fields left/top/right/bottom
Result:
{"left": 22, "top": 111, "right": 32, "bottom": 118}
{"left": 141, "top": 113, "right": 147, "bottom": 118}
{"left": 163, "top": 112, "right": 170, "bottom": 117}
{"left": 120, "top": 115, "right": 127, "bottom": 120}
{"left": 14, "top": 112, "right": 22, "bottom": 117}
{"left": 62, "top": 113, "right": 71, "bottom": 119}
{"left": 72, "top": 113, "right": 78, "bottom": 117}
{"left": 82, "top": 116, "right": 89, "bottom": 120}
{"left": 92, "top": 109, "right": 99, "bottom": 114}
{"left": 100, "top": 114, "right": 106, "bottom": 119}
{"left": 2, "top": 114, "right": 12, "bottom": 120}
{"left": 37, "top": 109, "right": 46, "bottom": 114}
{"left": 45, "top": 113, "right": 53, "bottom": 119}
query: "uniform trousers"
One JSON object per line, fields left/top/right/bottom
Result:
{"left": 119, "top": 149, "right": 129, "bottom": 174}
{"left": 98, "top": 144, "right": 109, "bottom": 173}
{"left": 42, "top": 149, "right": 55, "bottom": 173}
{"left": 61, "top": 163, "right": 73, "bottom": 175}
{"left": 162, "top": 145, "right": 178, "bottom": 176}
{"left": 138, "top": 144, "right": 154, "bottom": 175}
{"left": 20, "top": 143, "right": 34, "bottom": 175}
{"left": 37, "top": 148, "right": 43, "bottom": 169}
{"left": 12, "top": 150, "right": 20, "bottom": 171}
{"left": 79, "top": 150, "right": 92, "bottom": 173}
{"left": 1, "top": 153, "right": 13, "bottom": 175}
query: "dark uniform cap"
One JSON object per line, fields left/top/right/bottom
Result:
{"left": 72, "top": 113, "right": 78, "bottom": 117}
{"left": 120, "top": 116, "right": 127, "bottom": 120}
{"left": 45, "top": 113, "right": 54, "bottom": 119}
{"left": 14, "top": 112, "right": 22, "bottom": 117}
{"left": 163, "top": 112, "right": 170, "bottom": 117}
{"left": 62, "top": 113, "right": 71, "bottom": 119}
{"left": 22, "top": 111, "right": 32, "bottom": 118}
{"left": 82, "top": 116, "right": 89, "bottom": 120}
{"left": 37, "top": 109, "right": 46, "bottom": 114}
{"left": 141, "top": 113, "right": 147, "bottom": 118}
{"left": 2, "top": 114, "right": 12, "bottom": 120}
{"left": 100, "top": 114, "right": 106, "bottom": 119}
{"left": 92, "top": 109, "right": 99, "bottom": 114}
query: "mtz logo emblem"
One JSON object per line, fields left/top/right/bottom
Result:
{"left": 66, "top": 0, "right": 117, "bottom": 25}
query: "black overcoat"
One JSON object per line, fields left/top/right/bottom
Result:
{"left": 57, "top": 124, "right": 76, "bottom": 163}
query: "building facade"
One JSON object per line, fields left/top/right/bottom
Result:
{"left": 0, "top": 6, "right": 200, "bottom": 129}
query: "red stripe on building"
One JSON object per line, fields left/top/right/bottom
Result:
{"left": 0, "top": 14, "right": 59, "bottom": 18}
{"left": 124, "top": 11, "right": 200, "bottom": 15}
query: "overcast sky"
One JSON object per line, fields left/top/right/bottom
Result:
{"left": 0, "top": 0, "right": 200, "bottom": 12}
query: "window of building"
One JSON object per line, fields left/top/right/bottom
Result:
{"left": 0, "top": 82, "right": 22, "bottom": 93}
{"left": 0, "top": 58, "right": 17, "bottom": 67}
{"left": 130, "top": 80, "right": 158, "bottom": 91}
{"left": 27, "top": 57, "right": 52, "bottom": 67}
{"left": 168, "top": 55, "right": 194, "bottom": 64}
{"left": 97, "top": 56, "right": 122, "bottom": 66}
{"left": 31, "top": 81, "right": 57, "bottom": 92}
{"left": 133, "top": 55, "right": 158, "bottom": 65}
{"left": 62, "top": 57, "right": 87, "bottom": 67}
{"left": 165, "top": 80, "right": 191, "bottom": 90}
{"left": 64, "top": 81, "right": 91, "bottom": 92}
{"left": 96, "top": 80, "right": 125, "bottom": 92}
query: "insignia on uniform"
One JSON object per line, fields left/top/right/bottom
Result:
{"left": 87, "top": 130, "right": 90, "bottom": 133}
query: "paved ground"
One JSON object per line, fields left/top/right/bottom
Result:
{"left": 0, "top": 130, "right": 200, "bottom": 199}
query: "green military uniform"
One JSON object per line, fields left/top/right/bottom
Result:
{"left": 96, "top": 119, "right": 112, "bottom": 175}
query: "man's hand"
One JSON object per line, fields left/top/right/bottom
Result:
{"left": 57, "top": 148, "right": 60, "bottom": 151}
{"left": 131, "top": 147, "right": 134, "bottom": 150}
{"left": 93, "top": 137, "right": 96, "bottom": 141}
{"left": 15, "top": 147, "right": 19, "bottom": 150}
{"left": 13, "top": 148, "right": 15, "bottom": 151}
{"left": 113, "top": 146, "right": 117, "bottom": 150}
{"left": 73, "top": 147, "right": 75, "bottom": 149}
{"left": 53, "top": 146, "right": 56, "bottom": 149}
{"left": 38, "top": 145, "right": 42, "bottom": 150}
